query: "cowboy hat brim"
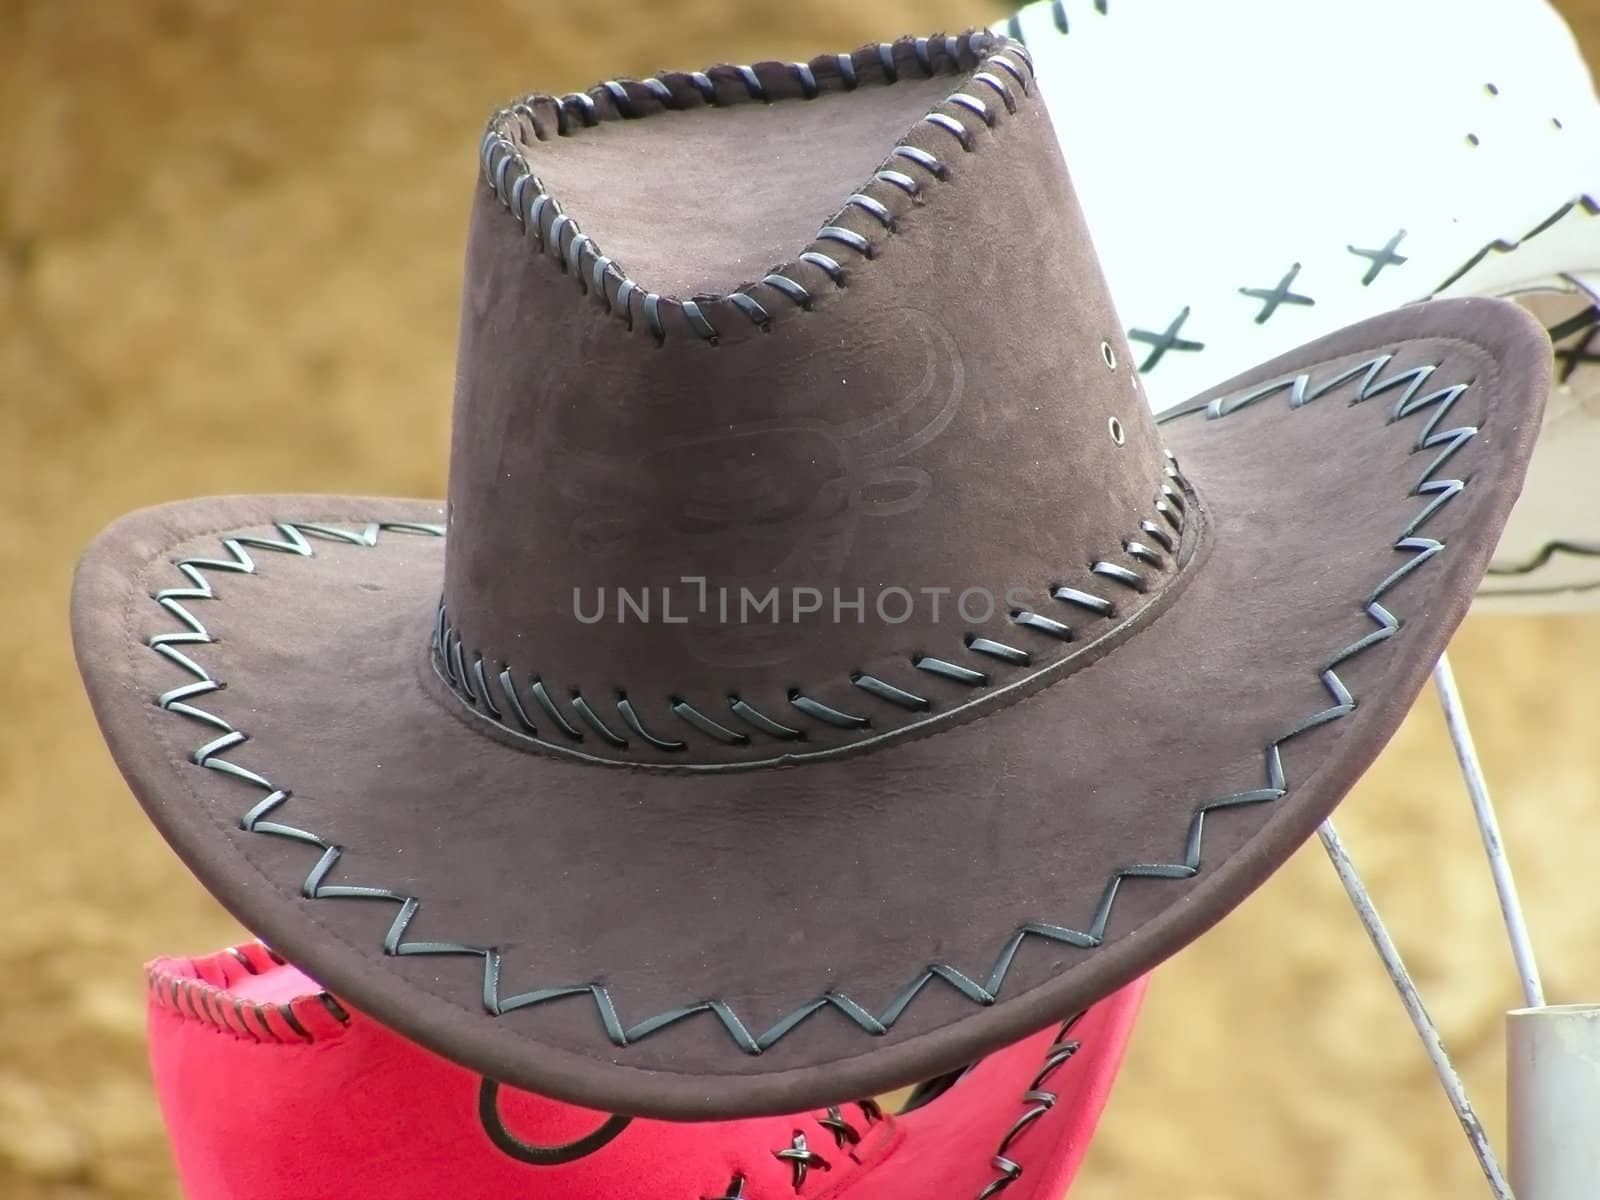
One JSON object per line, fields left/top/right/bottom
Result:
{"left": 72, "top": 297, "right": 1547, "bottom": 1120}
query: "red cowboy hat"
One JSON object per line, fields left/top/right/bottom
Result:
{"left": 146, "top": 943, "right": 1147, "bottom": 1199}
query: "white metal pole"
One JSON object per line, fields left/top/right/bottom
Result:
{"left": 1507, "top": 1004, "right": 1600, "bottom": 1200}
{"left": 1431, "top": 654, "right": 1546, "bottom": 1008}
{"left": 1318, "top": 819, "right": 1514, "bottom": 1199}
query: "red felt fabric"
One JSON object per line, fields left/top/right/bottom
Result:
{"left": 146, "top": 944, "right": 1145, "bottom": 1199}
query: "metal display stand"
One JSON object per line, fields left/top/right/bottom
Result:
{"left": 1507, "top": 1005, "right": 1600, "bottom": 1200}
{"left": 1320, "top": 654, "right": 1596, "bottom": 1198}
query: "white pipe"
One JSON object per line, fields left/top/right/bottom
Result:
{"left": 1507, "top": 1004, "right": 1600, "bottom": 1200}
{"left": 1432, "top": 654, "right": 1546, "bottom": 1008}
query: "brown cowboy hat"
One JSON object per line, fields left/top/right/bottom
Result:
{"left": 72, "top": 31, "right": 1549, "bottom": 1121}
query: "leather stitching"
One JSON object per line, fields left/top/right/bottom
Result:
{"left": 135, "top": 351, "right": 1474, "bottom": 1057}
{"left": 478, "top": 32, "right": 1035, "bottom": 345}
{"left": 428, "top": 469, "right": 1189, "bottom": 763}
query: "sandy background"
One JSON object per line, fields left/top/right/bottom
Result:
{"left": 3, "top": 2, "right": 1599, "bottom": 1197}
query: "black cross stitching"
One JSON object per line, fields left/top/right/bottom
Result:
{"left": 1347, "top": 229, "right": 1409, "bottom": 286}
{"left": 1127, "top": 305, "right": 1204, "bottom": 372}
{"left": 1238, "top": 262, "right": 1315, "bottom": 325}
{"left": 774, "top": 1132, "right": 830, "bottom": 1188}
{"left": 1555, "top": 319, "right": 1600, "bottom": 385}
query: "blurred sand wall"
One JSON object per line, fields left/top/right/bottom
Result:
{"left": 2, "top": 2, "right": 1599, "bottom": 1197}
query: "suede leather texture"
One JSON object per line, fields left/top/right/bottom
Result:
{"left": 71, "top": 29, "right": 1550, "bottom": 1120}
{"left": 448, "top": 34, "right": 1171, "bottom": 768}
{"left": 145, "top": 943, "right": 1146, "bottom": 1200}
{"left": 522, "top": 72, "right": 958, "bottom": 297}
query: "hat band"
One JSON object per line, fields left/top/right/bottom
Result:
{"left": 428, "top": 455, "right": 1206, "bottom": 770}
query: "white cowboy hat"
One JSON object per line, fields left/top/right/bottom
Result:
{"left": 1000, "top": 0, "right": 1600, "bottom": 610}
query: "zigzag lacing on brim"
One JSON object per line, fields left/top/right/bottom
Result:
{"left": 142, "top": 354, "right": 1472, "bottom": 1055}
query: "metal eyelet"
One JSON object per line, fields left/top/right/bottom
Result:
{"left": 1101, "top": 340, "right": 1117, "bottom": 370}
{"left": 1108, "top": 416, "right": 1126, "bottom": 446}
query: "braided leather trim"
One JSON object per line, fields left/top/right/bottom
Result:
{"left": 478, "top": 31, "right": 1035, "bottom": 344}
{"left": 430, "top": 470, "right": 1189, "bottom": 764}
{"left": 146, "top": 942, "right": 350, "bottom": 1045}
{"left": 142, "top": 353, "right": 1470, "bottom": 1056}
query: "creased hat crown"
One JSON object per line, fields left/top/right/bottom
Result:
{"left": 437, "top": 31, "right": 1191, "bottom": 766}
